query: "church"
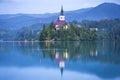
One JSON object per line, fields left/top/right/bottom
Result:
{"left": 55, "top": 6, "right": 68, "bottom": 30}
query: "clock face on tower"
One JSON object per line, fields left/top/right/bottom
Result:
{"left": 59, "top": 16, "right": 65, "bottom": 21}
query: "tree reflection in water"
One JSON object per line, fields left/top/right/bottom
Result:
{"left": 38, "top": 41, "right": 120, "bottom": 76}
{"left": 0, "top": 41, "right": 120, "bottom": 79}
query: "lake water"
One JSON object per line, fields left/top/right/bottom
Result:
{"left": 0, "top": 41, "right": 120, "bottom": 80}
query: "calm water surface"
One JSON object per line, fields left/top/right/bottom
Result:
{"left": 0, "top": 41, "right": 120, "bottom": 80}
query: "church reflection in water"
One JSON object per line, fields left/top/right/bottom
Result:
{"left": 55, "top": 49, "right": 69, "bottom": 76}
{"left": 37, "top": 41, "right": 120, "bottom": 76}
{"left": 9, "top": 40, "right": 120, "bottom": 78}
{"left": 0, "top": 40, "right": 120, "bottom": 79}
{"left": 39, "top": 41, "right": 97, "bottom": 76}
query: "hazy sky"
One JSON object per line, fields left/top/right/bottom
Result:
{"left": 0, "top": 0, "right": 120, "bottom": 14}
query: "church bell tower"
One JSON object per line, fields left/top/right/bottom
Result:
{"left": 59, "top": 6, "right": 65, "bottom": 21}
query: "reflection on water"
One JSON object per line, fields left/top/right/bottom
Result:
{"left": 0, "top": 41, "right": 120, "bottom": 80}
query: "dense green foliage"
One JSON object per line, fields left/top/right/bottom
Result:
{"left": 0, "top": 23, "right": 43, "bottom": 41}
{"left": 39, "top": 22, "right": 97, "bottom": 41}
{"left": 0, "top": 19, "right": 120, "bottom": 41}
{"left": 81, "top": 19, "right": 120, "bottom": 40}
{"left": 39, "top": 19, "right": 120, "bottom": 41}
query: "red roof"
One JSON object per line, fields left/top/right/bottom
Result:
{"left": 55, "top": 20, "right": 66, "bottom": 26}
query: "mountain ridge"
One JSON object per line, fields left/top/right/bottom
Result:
{"left": 0, "top": 2, "right": 120, "bottom": 29}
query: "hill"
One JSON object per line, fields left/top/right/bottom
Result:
{"left": 0, "top": 2, "right": 120, "bottom": 30}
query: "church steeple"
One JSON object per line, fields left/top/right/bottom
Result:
{"left": 60, "top": 5, "right": 64, "bottom": 15}
{"left": 58, "top": 5, "right": 65, "bottom": 21}
{"left": 55, "top": 5, "right": 67, "bottom": 30}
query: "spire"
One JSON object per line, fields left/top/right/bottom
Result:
{"left": 60, "top": 67, "right": 63, "bottom": 77}
{"left": 60, "top": 5, "right": 64, "bottom": 15}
